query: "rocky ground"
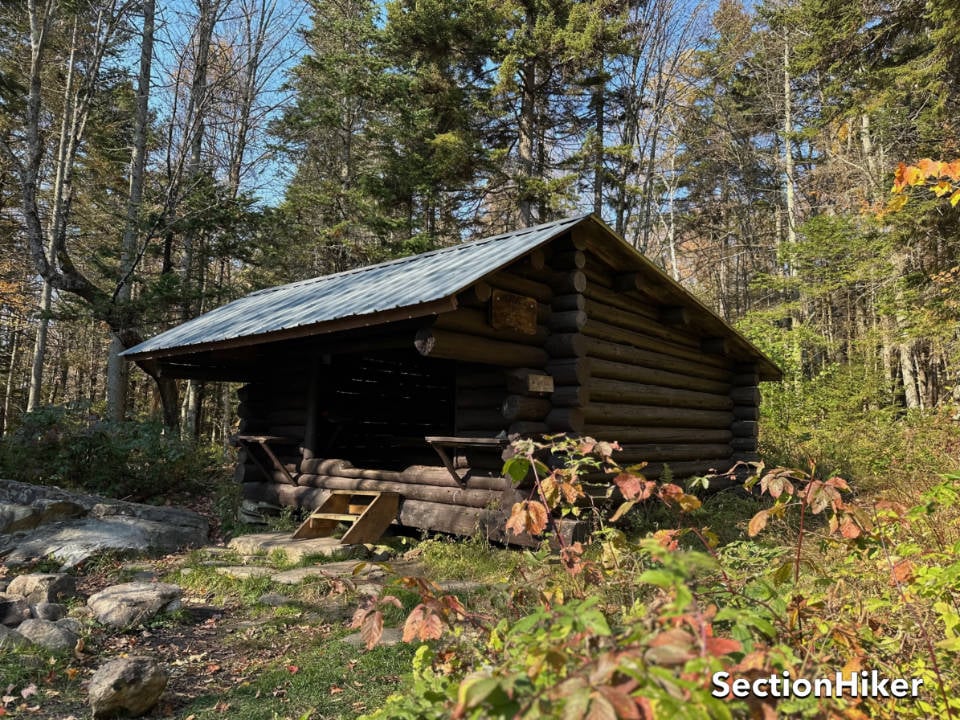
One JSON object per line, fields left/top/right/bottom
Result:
{"left": 1, "top": 481, "right": 458, "bottom": 719}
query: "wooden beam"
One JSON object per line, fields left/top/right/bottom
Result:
{"left": 415, "top": 328, "right": 549, "bottom": 367}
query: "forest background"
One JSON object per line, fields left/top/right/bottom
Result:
{"left": 0, "top": 0, "right": 959, "bottom": 491}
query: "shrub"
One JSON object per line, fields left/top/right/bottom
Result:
{"left": 0, "top": 403, "right": 224, "bottom": 501}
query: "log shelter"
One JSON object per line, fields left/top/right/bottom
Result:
{"left": 123, "top": 214, "right": 781, "bottom": 545}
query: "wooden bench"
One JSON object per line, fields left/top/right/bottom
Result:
{"left": 425, "top": 435, "right": 506, "bottom": 483}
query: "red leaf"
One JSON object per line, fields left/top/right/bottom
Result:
{"left": 286, "top": 665, "right": 299, "bottom": 674}
{"left": 704, "top": 636, "right": 742, "bottom": 657}
{"left": 597, "top": 685, "right": 641, "bottom": 719}
{"left": 403, "top": 604, "right": 445, "bottom": 642}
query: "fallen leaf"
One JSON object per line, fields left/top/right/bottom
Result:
{"left": 287, "top": 665, "right": 300, "bottom": 674}
{"left": 20, "top": 685, "right": 37, "bottom": 700}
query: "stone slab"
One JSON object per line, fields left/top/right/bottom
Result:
{"left": 226, "top": 533, "right": 363, "bottom": 562}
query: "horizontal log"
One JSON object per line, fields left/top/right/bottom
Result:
{"left": 505, "top": 368, "right": 554, "bottom": 395}
{"left": 730, "top": 437, "right": 758, "bottom": 452}
{"left": 297, "top": 473, "right": 524, "bottom": 509}
{"left": 456, "top": 408, "right": 508, "bottom": 431}
{"left": 583, "top": 403, "right": 733, "bottom": 428}
{"left": 300, "top": 458, "right": 355, "bottom": 475}
{"left": 583, "top": 318, "right": 704, "bottom": 359}
{"left": 589, "top": 358, "right": 731, "bottom": 394}
{"left": 416, "top": 328, "right": 549, "bottom": 367}
{"left": 584, "top": 298, "right": 701, "bottom": 349}
{"left": 457, "top": 281, "right": 492, "bottom": 306}
{"left": 547, "top": 407, "right": 585, "bottom": 433}
{"left": 549, "top": 310, "right": 588, "bottom": 332}
{"left": 399, "top": 499, "right": 586, "bottom": 547}
{"left": 329, "top": 464, "right": 509, "bottom": 491}
{"left": 434, "top": 307, "right": 548, "bottom": 344}
{"left": 552, "top": 293, "right": 586, "bottom": 312}
{"left": 660, "top": 306, "right": 689, "bottom": 326}
{"left": 526, "top": 247, "right": 547, "bottom": 270}
{"left": 456, "top": 369, "right": 507, "bottom": 388}
{"left": 583, "top": 259, "right": 613, "bottom": 288}
{"left": 547, "top": 358, "right": 591, "bottom": 385}
{"left": 502, "top": 394, "right": 551, "bottom": 421}
{"left": 731, "top": 420, "right": 759, "bottom": 437}
{"left": 731, "top": 372, "right": 761, "bottom": 386}
{"left": 457, "top": 387, "right": 508, "bottom": 409}
{"left": 487, "top": 271, "right": 553, "bottom": 303}
{"left": 553, "top": 250, "right": 586, "bottom": 270}
{"left": 582, "top": 283, "right": 659, "bottom": 321}
{"left": 552, "top": 385, "right": 588, "bottom": 407}
{"left": 583, "top": 425, "right": 733, "bottom": 444}
{"left": 545, "top": 333, "right": 587, "bottom": 358}
{"left": 508, "top": 421, "right": 549, "bottom": 436}
{"left": 584, "top": 337, "right": 731, "bottom": 380}
{"left": 612, "top": 443, "right": 733, "bottom": 464}
{"left": 588, "top": 379, "right": 733, "bottom": 411}
{"left": 730, "top": 386, "right": 761, "bottom": 405}
{"left": 242, "top": 482, "right": 329, "bottom": 510}
{"left": 733, "top": 406, "right": 759, "bottom": 420}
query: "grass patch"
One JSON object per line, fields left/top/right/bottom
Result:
{"left": 178, "top": 638, "right": 419, "bottom": 720}
{"left": 417, "top": 535, "right": 521, "bottom": 582}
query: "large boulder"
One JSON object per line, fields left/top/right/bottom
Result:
{"left": 88, "top": 656, "right": 167, "bottom": 718}
{"left": 7, "top": 573, "right": 77, "bottom": 603}
{"left": 87, "top": 582, "right": 182, "bottom": 629}
{"left": 17, "top": 618, "right": 78, "bottom": 651}
{"left": 0, "top": 593, "right": 31, "bottom": 627}
{"left": 0, "top": 479, "right": 208, "bottom": 569}
{"left": 0, "top": 623, "right": 28, "bottom": 649}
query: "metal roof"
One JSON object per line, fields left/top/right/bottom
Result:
{"left": 123, "top": 214, "right": 588, "bottom": 359}
{"left": 123, "top": 213, "right": 781, "bottom": 380}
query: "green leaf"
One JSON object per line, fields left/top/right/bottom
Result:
{"left": 503, "top": 457, "right": 530, "bottom": 484}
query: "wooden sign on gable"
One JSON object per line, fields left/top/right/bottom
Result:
{"left": 490, "top": 289, "right": 538, "bottom": 335}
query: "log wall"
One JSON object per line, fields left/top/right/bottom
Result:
{"left": 235, "top": 230, "right": 771, "bottom": 544}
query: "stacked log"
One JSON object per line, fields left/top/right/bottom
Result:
{"left": 565, "top": 245, "right": 740, "bottom": 478}
{"left": 730, "top": 363, "right": 760, "bottom": 461}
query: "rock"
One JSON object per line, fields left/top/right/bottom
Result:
{"left": 56, "top": 617, "right": 84, "bottom": 634}
{"left": 7, "top": 573, "right": 77, "bottom": 603}
{"left": 0, "top": 479, "right": 208, "bottom": 569}
{"left": 87, "top": 582, "right": 182, "bottom": 629}
{"left": 0, "top": 593, "right": 31, "bottom": 626}
{"left": 257, "top": 592, "right": 292, "bottom": 607}
{"left": 0, "top": 623, "right": 28, "bottom": 649}
{"left": 17, "top": 618, "right": 78, "bottom": 651}
{"left": 0, "top": 500, "right": 84, "bottom": 533}
{"left": 343, "top": 626, "right": 402, "bottom": 647}
{"left": 228, "top": 532, "right": 363, "bottom": 562}
{"left": 88, "top": 656, "right": 167, "bottom": 718}
{"left": 32, "top": 602, "right": 67, "bottom": 621}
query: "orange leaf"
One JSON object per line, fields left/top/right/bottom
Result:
{"left": 747, "top": 509, "right": 770, "bottom": 537}
{"left": 917, "top": 158, "right": 943, "bottom": 178}
{"left": 890, "top": 559, "right": 914, "bottom": 585}
{"left": 932, "top": 180, "right": 954, "bottom": 197}
{"left": 892, "top": 162, "right": 907, "bottom": 192}
{"left": 613, "top": 472, "right": 653, "bottom": 501}
{"left": 360, "top": 609, "right": 384, "bottom": 650}
{"left": 505, "top": 500, "right": 549, "bottom": 536}
{"left": 905, "top": 165, "right": 925, "bottom": 186}
{"left": 946, "top": 160, "right": 960, "bottom": 181}
{"left": 597, "top": 685, "right": 641, "bottom": 720}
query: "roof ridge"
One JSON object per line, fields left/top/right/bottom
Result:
{"left": 245, "top": 214, "right": 589, "bottom": 298}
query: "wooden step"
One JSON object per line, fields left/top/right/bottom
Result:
{"left": 292, "top": 491, "right": 400, "bottom": 544}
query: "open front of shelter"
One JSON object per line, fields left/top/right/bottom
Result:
{"left": 123, "top": 214, "right": 781, "bottom": 545}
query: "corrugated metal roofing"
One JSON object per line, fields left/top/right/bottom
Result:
{"left": 123, "top": 214, "right": 588, "bottom": 358}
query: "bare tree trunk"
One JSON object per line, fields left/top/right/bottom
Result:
{"left": 1, "top": 322, "right": 20, "bottom": 436}
{"left": 782, "top": 31, "right": 797, "bottom": 252}
{"left": 107, "top": 0, "right": 155, "bottom": 421}
{"left": 900, "top": 342, "right": 921, "bottom": 409}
